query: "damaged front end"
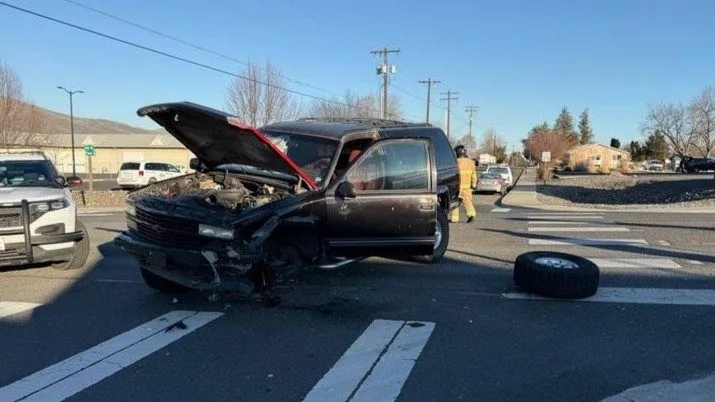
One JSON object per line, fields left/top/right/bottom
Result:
{"left": 115, "top": 170, "right": 320, "bottom": 299}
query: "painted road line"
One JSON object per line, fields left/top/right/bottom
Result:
{"left": 0, "top": 301, "right": 42, "bottom": 320}
{"left": 656, "top": 240, "right": 671, "bottom": 246}
{"left": 351, "top": 322, "right": 436, "bottom": 402}
{"left": 602, "top": 372, "right": 715, "bottom": 402}
{"left": 503, "top": 287, "right": 715, "bottom": 306}
{"left": 687, "top": 260, "right": 704, "bottom": 265}
{"left": 77, "top": 213, "right": 115, "bottom": 217}
{"left": 589, "top": 258, "right": 682, "bottom": 269}
{"left": 528, "top": 238, "right": 649, "bottom": 246}
{"left": 527, "top": 215, "right": 604, "bottom": 220}
{"left": 0, "top": 310, "right": 222, "bottom": 401}
{"left": 303, "top": 319, "right": 435, "bottom": 402}
{"left": 528, "top": 227, "right": 630, "bottom": 232}
{"left": 527, "top": 221, "right": 590, "bottom": 225}
{"left": 526, "top": 212, "right": 602, "bottom": 216}
{"left": 491, "top": 208, "right": 511, "bottom": 212}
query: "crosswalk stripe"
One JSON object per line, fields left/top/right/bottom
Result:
{"left": 526, "top": 212, "right": 602, "bottom": 216}
{"left": 491, "top": 208, "right": 511, "bottom": 212}
{"left": 589, "top": 258, "right": 682, "bottom": 269}
{"left": 303, "top": 319, "right": 435, "bottom": 402}
{"left": 0, "top": 302, "right": 42, "bottom": 319}
{"left": 503, "top": 287, "right": 715, "bottom": 306}
{"left": 527, "top": 215, "right": 603, "bottom": 220}
{"left": 528, "top": 238, "right": 649, "bottom": 246}
{"left": 528, "top": 227, "right": 630, "bottom": 232}
{"left": 0, "top": 310, "right": 223, "bottom": 401}
{"left": 527, "top": 221, "right": 590, "bottom": 225}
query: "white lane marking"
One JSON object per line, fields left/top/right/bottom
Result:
{"left": 526, "top": 212, "right": 602, "bottom": 216}
{"left": 527, "top": 221, "right": 590, "bottom": 225}
{"left": 656, "top": 240, "right": 671, "bottom": 246}
{"left": 350, "top": 322, "right": 436, "bottom": 402}
{"left": 77, "top": 213, "right": 115, "bottom": 217}
{"left": 527, "top": 227, "right": 630, "bottom": 232}
{"left": 528, "top": 238, "right": 649, "bottom": 246}
{"left": 0, "top": 301, "right": 42, "bottom": 319}
{"left": 0, "top": 311, "right": 222, "bottom": 401}
{"left": 503, "top": 287, "right": 715, "bottom": 306}
{"left": 527, "top": 215, "right": 604, "bottom": 220}
{"left": 590, "top": 258, "right": 682, "bottom": 269}
{"left": 687, "top": 260, "right": 704, "bottom": 265}
{"left": 490, "top": 208, "right": 511, "bottom": 213}
{"left": 303, "top": 319, "right": 435, "bottom": 402}
{"left": 602, "top": 372, "right": 715, "bottom": 401}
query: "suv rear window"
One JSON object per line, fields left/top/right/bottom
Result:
{"left": 120, "top": 162, "right": 140, "bottom": 170}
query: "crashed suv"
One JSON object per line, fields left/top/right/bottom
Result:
{"left": 115, "top": 102, "right": 459, "bottom": 301}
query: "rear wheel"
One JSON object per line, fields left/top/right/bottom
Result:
{"left": 148, "top": 177, "right": 157, "bottom": 184}
{"left": 140, "top": 267, "right": 189, "bottom": 293}
{"left": 52, "top": 221, "right": 90, "bottom": 270}
{"left": 414, "top": 207, "right": 449, "bottom": 264}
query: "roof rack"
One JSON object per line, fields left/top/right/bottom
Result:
{"left": 297, "top": 117, "right": 432, "bottom": 129}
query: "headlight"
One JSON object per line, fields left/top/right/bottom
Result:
{"left": 31, "top": 197, "right": 71, "bottom": 213}
{"left": 198, "top": 224, "right": 234, "bottom": 240}
{"left": 125, "top": 204, "right": 136, "bottom": 216}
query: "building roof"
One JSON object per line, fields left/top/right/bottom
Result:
{"left": 34, "top": 133, "right": 186, "bottom": 149}
{"left": 567, "top": 143, "right": 630, "bottom": 155}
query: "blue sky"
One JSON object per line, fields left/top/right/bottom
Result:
{"left": 1, "top": 0, "right": 713, "bottom": 149}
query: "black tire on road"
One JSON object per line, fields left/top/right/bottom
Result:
{"left": 513, "top": 251, "right": 599, "bottom": 299}
{"left": 414, "top": 207, "right": 449, "bottom": 264}
{"left": 140, "top": 267, "right": 189, "bottom": 293}
{"left": 52, "top": 221, "right": 90, "bottom": 270}
{"left": 148, "top": 177, "right": 157, "bottom": 184}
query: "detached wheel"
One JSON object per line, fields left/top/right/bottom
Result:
{"left": 140, "top": 267, "right": 188, "bottom": 293}
{"left": 414, "top": 207, "right": 449, "bottom": 264}
{"left": 52, "top": 221, "right": 90, "bottom": 270}
{"left": 513, "top": 251, "right": 599, "bottom": 299}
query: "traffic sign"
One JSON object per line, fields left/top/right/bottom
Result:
{"left": 541, "top": 151, "right": 551, "bottom": 163}
{"left": 84, "top": 145, "right": 96, "bottom": 157}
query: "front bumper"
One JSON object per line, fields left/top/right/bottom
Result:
{"left": 114, "top": 231, "right": 260, "bottom": 290}
{"left": 0, "top": 201, "right": 83, "bottom": 266}
{"left": 476, "top": 184, "right": 503, "bottom": 192}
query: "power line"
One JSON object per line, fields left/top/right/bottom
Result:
{"left": 465, "top": 104, "right": 479, "bottom": 137}
{"left": 418, "top": 78, "right": 440, "bottom": 124}
{"left": 0, "top": 1, "right": 386, "bottom": 117}
{"left": 371, "top": 47, "right": 400, "bottom": 119}
{"left": 440, "top": 91, "right": 459, "bottom": 141}
{"left": 60, "top": 0, "right": 341, "bottom": 98}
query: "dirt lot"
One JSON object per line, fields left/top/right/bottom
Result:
{"left": 537, "top": 172, "right": 715, "bottom": 209}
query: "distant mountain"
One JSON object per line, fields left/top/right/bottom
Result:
{"left": 36, "top": 104, "right": 165, "bottom": 134}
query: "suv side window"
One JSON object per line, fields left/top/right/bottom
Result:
{"left": 347, "top": 141, "right": 430, "bottom": 191}
{"left": 165, "top": 164, "right": 180, "bottom": 173}
{"left": 145, "top": 163, "right": 160, "bottom": 171}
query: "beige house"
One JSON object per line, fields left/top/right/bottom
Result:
{"left": 562, "top": 143, "right": 630, "bottom": 171}
{"left": 32, "top": 133, "right": 195, "bottom": 174}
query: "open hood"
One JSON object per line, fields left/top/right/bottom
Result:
{"left": 137, "top": 102, "right": 317, "bottom": 189}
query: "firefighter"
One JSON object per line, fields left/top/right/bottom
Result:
{"left": 450, "top": 145, "right": 478, "bottom": 223}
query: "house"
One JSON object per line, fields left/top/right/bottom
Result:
{"left": 562, "top": 143, "right": 630, "bottom": 171}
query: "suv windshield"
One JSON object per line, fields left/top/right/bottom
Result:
{"left": 0, "top": 160, "right": 60, "bottom": 188}
{"left": 262, "top": 130, "right": 338, "bottom": 184}
{"left": 487, "top": 167, "right": 509, "bottom": 175}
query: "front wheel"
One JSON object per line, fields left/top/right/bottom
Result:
{"left": 52, "top": 221, "right": 90, "bottom": 270}
{"left": 413, "top": 207, "right": 449, "bottom": 264}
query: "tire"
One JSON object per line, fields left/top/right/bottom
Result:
{"left": 140, "top": 267, "right": 189, "bottom": 293}
{"left": 52, "top": 221, "right": 90, "bottom": 270}
{"left": 148, "top": 177, "right": 157, "bottom": 184}
{"left": 414, "top": 207, "right": 449, "bottom": 264}
{"left": 513, "top": 251, "right": 599, "bottom": 299}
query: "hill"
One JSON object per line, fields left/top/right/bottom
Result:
{"left": 37, "top": 104, "right": 164, "bottom": 134}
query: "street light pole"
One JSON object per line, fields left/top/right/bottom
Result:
{"left": 57, "top": 86, "right": 84, "bottom": 178}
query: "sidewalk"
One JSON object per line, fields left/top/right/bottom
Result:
{"left": 77, "top": 206, "right": 125, "bottom": 214}
{"left": 500, "top": 168, "right": 715, "bottom": 213}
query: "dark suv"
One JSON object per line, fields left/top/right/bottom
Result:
{"left": 681, "top": 157, "right": 715, "bottom": 173}
{"left": 115, "top": 102, "right": 459, "bottom": 300}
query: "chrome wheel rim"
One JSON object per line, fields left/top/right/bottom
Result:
{"left": 434, "top": 220, "right": 442, "bottom": 250}
{"left": 534, "top": 257, "right": 579, "bottom": 270}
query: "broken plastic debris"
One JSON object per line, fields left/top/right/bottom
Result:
{"left": 172, "top": 298, "right": 179, "bottom": 304}
{"left": 267, "top": 374, "right": 274, "bottom": 379}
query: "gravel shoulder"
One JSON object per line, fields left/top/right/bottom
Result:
{"left": 536, "top": 173, "right": 715, "bottom": 210}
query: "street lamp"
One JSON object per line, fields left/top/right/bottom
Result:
{"left": 56, "top": 86, "right": 84, "bottom": 178}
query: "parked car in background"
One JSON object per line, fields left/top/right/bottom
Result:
{"left": 485, "top": 164, "right": 514, "bottom": 187}
{"left": 116, "top": 161, "right": 185, "bottom": 188}
{"left": 681, "top": 157, "right": 715, "bottom": 173}
{"left": 643, "top": 159, "right": 664, "bottom": 171}
{"left": 475, "top": 173, "right": 507, "bottom": 195}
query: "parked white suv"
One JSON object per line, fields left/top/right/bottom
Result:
{"left": 116, "top": 161, "right": 184, "bottom": 189}
{"left": 485, "top": 164, "right": 514, "bottom": 187}
{"left": 0, "top": 151, "right": 89, "bottom": 270}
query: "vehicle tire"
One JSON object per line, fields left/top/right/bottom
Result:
{"left": 513, "top": 251, "right": 598, "bottom": 299}
{"left": 413, "top": 207, "right": 449, "bottom": 264}
{"left": 140, "top": 267, "right": 188, "bottom": 293}
{"left": 51, "top": 221, "right": 90, "bottom": 270}
{"left": 148, "top": 177, "right": 157, "bottom": 184}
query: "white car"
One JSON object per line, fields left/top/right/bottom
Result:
{"left": 116, "top": 161, "right": 185, "bottom": 188}
{"left": 485, "top": 164, "right": 514, "bottom": 187}
{"left": 643, "top": 160, "right": 664, "bottom": 171}
{"left": 0, "top": 151, "right": 89, "bottom": 270}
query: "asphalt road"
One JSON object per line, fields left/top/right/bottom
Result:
{"left": 2, "top": 193, "right": 715, "bottom": 402}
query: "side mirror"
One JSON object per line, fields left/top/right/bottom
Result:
{"left": 67, "top": 176, "right": 83, "bottom": 187}
{"left": 189, "top": 158, "right": 207, "bottom": 171}
{"left": 335, "top": 181, "right": 356, "bottom": 199}
{"left": 56, "top": 176, "right": 67, "bottom": 187}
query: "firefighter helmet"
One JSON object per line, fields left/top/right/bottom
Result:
{"left": 454, "top": 145, "right": 467, "bottom": 158}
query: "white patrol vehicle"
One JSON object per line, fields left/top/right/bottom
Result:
{"left": 0, "top": 151, "right": 88, "bottom": 269}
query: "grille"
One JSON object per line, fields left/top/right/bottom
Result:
{"left": 0, "top": 205, "right": 46, "bottom": 228}
{"left": 133, "top": 207, "right": 209, "bottom": 249}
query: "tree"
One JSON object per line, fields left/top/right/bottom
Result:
{"left": 525, "top": 129, "right": 572, "bottom": 164}
{"left": 690, "top": 86, "right": 715, "bottom": 157}
{"left": 0, "top": 60, "right": 45, "bottom": 149}
{"left": 482, "top": 128, "right": 507, "bottom": 162}
{"left": 308, "top": 90, "right": 402, "bottom": 120}
{"left": 644, "top": 130, "right": 669, "bottom": 160}
{"left": 578, "top": 108, "right": 594, "bottom": 145}
{"left": 225, "top": 61, "right": 301, "bottom": 127}
{"left": 456, "top": 134, "right": 478, "bottom": 158}
{"left": 628, "top": 141, "right": 646, "bottom": 162}
{"left": 641, "top": 102, "right": 696, "bottom": 158}
{"left": 610, "top": 138, "right": 621, "bottom": 149}
{"left": 554, "top": 107, "right": 578, "bottom": 144}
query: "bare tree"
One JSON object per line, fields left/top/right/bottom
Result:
{"left": 525, "top": 129, "right": 572, "bottom": 163}
{"left": 225, "top": 61, "right": 301, "bottom": 127}
{"left": 0, "top": 60, "right": 46, "bottom": 149}
{"left": 690, "top": 86, "right": 715, "bottom": 157}
{"left": 641, "top": 102, "right": 696, "bottom": 157}
{"left": 308, "top": 91, "right": 402, "bottom": 120}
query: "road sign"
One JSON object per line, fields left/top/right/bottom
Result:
{"left": 541, "top": 151, "right": 551, "bottom": 163}
{"left": 84, "top": 145, "right": 96, "bottom": 157}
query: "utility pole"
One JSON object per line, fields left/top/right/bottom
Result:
{"left": 440, "top": 91, "right": 459, "bottom": 141}
{"left": 418, "top": 78, "right": 440, "bottom": 124}
{"left": 465, "top": 104, "right": 479, "bottom": 138}
{"left": 371, "top": 47, "right": 400, "bottom": 119}
{"left": 57, "top": 86, "right": 84, "bottom": 179}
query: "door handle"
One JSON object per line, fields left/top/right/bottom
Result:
{"left": 419, "top": 203, "right": 435, "bottom": 211}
